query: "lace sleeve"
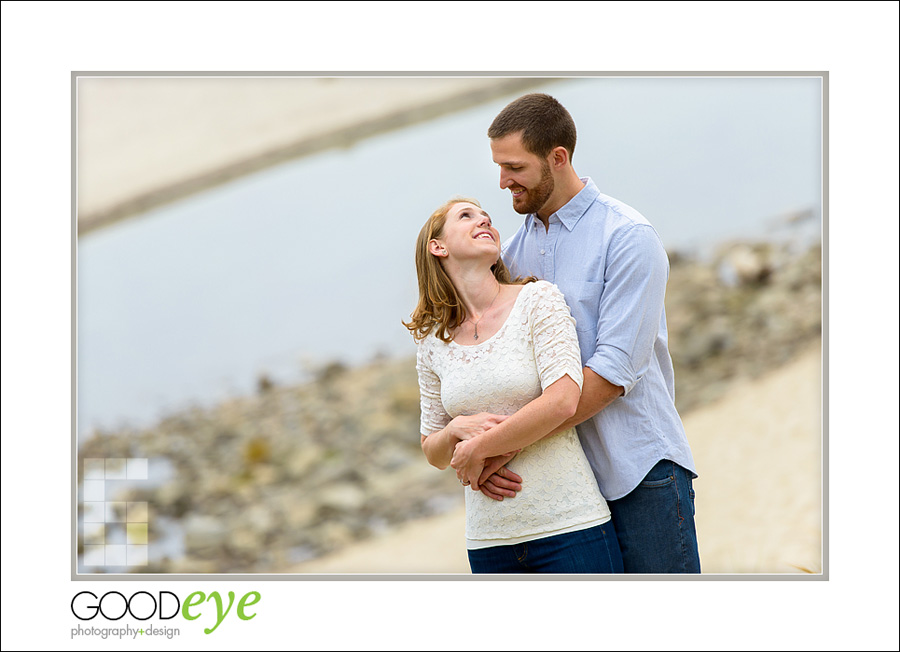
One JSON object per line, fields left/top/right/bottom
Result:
{"left": 416, "top": 339, "right": 451, "bottom": 436}
{"left": 529, "top": 282, "right": 584, "bottom": 392}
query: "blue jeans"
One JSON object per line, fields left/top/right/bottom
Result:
{"left": 466, "top": 520, "right": 624, "bottom": 574}
{"left": 607, "top": 459, "right": 700, "bottom": 573}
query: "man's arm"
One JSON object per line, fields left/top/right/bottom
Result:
{"left": 548, "top": 366, "right": 623, "bottom": 435}
{"left": 478, "top": 227, "right": 664, "bottom": 501}
{"left": 584, "top": 224, "right": 669, "bottom": 396}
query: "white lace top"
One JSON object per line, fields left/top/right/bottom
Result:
{"left": 417, "top": 281, "right": 611, "bottom": 547}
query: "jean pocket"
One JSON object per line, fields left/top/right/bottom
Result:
{"left": 639, "top": 460, "right": 676, "bottom": 488}
{"left": 639, "top": 475, "right": 675, "bottom": 489}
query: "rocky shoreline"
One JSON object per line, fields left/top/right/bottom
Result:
{"left": 78, "top": 237, "right": 822, "bottom": 573}
{"left": 667, "top": 238, "right": 822, "bottom": 412}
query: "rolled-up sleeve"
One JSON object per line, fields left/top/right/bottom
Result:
{"left": 585, "top": 224, "right": 669, "bottom": 396}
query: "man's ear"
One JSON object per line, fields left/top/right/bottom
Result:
{"left": 549, "top": 145, "right": 570, "bottom": 170}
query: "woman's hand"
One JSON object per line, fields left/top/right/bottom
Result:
{"left": 421, "top": 413, "right": 508, "bottom": 471}
{"left": 447, "top": 413, "right": 508, "bottom": 442}
{"left": 450, "top": 437, "right": 488, "bottom": 490}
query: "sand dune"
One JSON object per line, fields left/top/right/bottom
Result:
{"left": 293, "top": 340, "right": 823, "bottom": 575}
{"left": 76, "top": 77, "right": 545, "bottom": 233}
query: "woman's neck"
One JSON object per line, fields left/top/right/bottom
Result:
{"left": 447, "top": 266, "right": 503, "bottom": 317}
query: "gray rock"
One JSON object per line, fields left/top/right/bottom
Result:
{"left": 183, "top": 514, "right": 228, "bottom": 555}
{"left": 316, "top": 484, "right": 367, "bottom": 513}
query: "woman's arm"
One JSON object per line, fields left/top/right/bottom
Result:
{"left": 454, "top": 282, "right": 584, "bottom": 490}
{"left": 450, "top": 373, "right": 580, "bottom": 489}
{"left": 416, "top": 339, "right": 511, "bottom": 471}
{"left": 420, "top": 412, "right": 509, "bottom": 470}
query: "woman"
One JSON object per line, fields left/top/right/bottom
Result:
{"left": 404, "top": 197, "right": 623, "bottom": 574}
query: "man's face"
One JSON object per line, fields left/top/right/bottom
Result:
{"left": 490, "top": 132, "right": 555, "bottom": 216}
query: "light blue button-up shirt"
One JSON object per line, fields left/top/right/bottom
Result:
{"left": 501, "top": 177, "right": 696, "bottom": 500}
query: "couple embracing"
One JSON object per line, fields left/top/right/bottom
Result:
{"left": 404, "top": 93, "right": 700, "bottom": 574}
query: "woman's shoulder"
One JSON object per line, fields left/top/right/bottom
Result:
{"left": 415, "top": 331, "right": 440, "bottom": 373}
{"left": 416, "top": 328, "right": 450, "bottom": 357}
{"left": 529, "top": 279, "right": 560, "bottom": 293}
{"left": 521, "top": 279, "right": 567, "bottom": 306}
{"left": 518, "top": 281, "right": 575, "bottom": 329}
{"left": 416, "top": 329, "right": 439, "bottom": 347}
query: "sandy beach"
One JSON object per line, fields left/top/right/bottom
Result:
{"left": 293, "top": 339, "right": 823, "bottom": 575}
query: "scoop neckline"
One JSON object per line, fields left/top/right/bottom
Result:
{"left": 447, "top": 282, "right": 537, "bottom": 349}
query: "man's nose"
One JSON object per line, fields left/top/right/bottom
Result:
{"left": 499, "top": 170, "right": 512, "bottom": 189}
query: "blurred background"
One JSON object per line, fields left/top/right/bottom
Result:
{"left": 75, "top": 75, "right": 823, "bottom": 575}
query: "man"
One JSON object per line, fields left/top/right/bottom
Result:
{"left": 477, "top": 92, "right": 700, "bottom": 573}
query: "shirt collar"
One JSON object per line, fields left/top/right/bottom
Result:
{"left": 525, "top": 177, "right": 599, "bottom": 232}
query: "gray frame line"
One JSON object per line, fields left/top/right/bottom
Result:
{"left": 71, "top": 70, "right": 828, "bottom": 581}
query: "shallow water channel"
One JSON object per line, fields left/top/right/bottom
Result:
{"left": 77, "top": 76, "right": 822, "bottom": 432}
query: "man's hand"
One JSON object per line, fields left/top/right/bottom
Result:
{"left": 477, "top": 454, "right": 523, "bottom": 501}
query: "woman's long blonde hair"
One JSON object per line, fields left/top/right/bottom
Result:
{"left": 403, "top": 197, "right": 534, "bottom": 343}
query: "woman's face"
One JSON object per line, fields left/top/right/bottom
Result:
{"left": 433, "top": 202, "right": 501, "bottom": 263}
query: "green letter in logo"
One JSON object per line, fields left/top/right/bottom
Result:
{"left": 237, "top": 591, "right": 261, "bottom": 621}
{"left": 182, "top": 591, "right": 205, "bottom": 621}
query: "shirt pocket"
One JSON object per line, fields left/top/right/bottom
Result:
{"left": 556, "top": 279, "right": 604, "bottom": 333}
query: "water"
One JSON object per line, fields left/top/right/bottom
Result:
{"left": 77, "top": 77, "right": 822, "bottom": 432}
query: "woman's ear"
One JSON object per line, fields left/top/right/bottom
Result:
{"left": 428, "top": 239, "right": 447, "bottom": 257}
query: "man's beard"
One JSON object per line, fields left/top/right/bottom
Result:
{"left": 512, "top": 160, "right": 555, "bottom": 215}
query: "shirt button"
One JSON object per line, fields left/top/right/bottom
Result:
{"left": 540, "top": 249, "right": 545, "bottom": 255}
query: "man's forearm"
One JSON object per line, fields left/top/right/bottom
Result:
{"left": 549, "top": 366, "right": 623, "bottom": 435}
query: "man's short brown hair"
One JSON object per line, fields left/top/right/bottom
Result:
{"left": 488, "top": 93, "right": 577, "bottom": 161}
